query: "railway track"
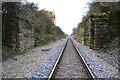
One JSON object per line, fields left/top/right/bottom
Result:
{"left": 48, "top": 38, "right": 95, "bottom": 79}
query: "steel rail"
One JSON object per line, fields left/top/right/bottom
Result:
{"left": 70, "top": 38, "right": 96, "bottom": 79}
{"left": 48, "top": 37, "right": 95, "bottom": 79}
{"left": 48, "top": 38, "right": 69, "bottom": 80}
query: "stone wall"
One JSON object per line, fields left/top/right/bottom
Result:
{"left": 84, "top": 17, "right": 91, "bottom": 46}
{"left": 18, "top": 19, "right": 35, "bottom": 52}
{"left": 84, "top": 14, "right": 109, "bottom": 49}
{"left": 2, "top": 15, "right": 35, "bottom": 52}
{"left": 93, "top": 16, "right": 108, "bottom": 49}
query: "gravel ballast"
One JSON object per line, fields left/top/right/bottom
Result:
{"left": 54, "top": 39, "right": 89, "bottom": 78}
{"left": 2, "top": 38, "right": 67, "bottom": 78}
{"left": 28, "top": 38, "right": 67, "bottom": 78}
{"left": 2, "top": 37, "right": 119, "bottom": 79}
{"left": 72, "top": 39, "right": 119, "bottom": 78}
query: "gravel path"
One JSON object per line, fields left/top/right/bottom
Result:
{"left": 28, "top": 38, "right": 67, "bottom": 78}
{"left": 96, "top": 49, "right": 119, "bottom": 70}
{"left": 3, "top": 37, "right": 119, "bottom": 79}
{"left": 54, "top": 39, "right": 89, "bottom": 78}
{"left": 72, "top": 38, "right": 119, "bottom": 78}
{"left": 2, "top": 39, "right": 67, "bottom": 78}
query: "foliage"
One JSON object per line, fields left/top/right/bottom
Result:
{"left": 72, "top": 23, "right": 84, "bottom": 44}
{"left": 72, "top": 2, "right": 120, "bottom": 49}
{"left": 2, "top": 1, "right": 66, "bottom": 53}
{"left": 34, "top": 9, "right": 65, "bottom": 45}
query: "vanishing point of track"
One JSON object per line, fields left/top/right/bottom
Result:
{"left": 48, "top": 38, "right": 95, "bottom": 79}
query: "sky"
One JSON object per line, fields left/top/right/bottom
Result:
{"left": 27, "top": 0, "right": 92, "bottom": 35}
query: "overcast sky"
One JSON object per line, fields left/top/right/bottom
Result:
{"left": 27, "top": 0, "right": 92, "bottom": 35}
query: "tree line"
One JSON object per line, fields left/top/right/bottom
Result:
{"left": 72, "top": 2, "right": 120, "bottom": 49}
{"left": 2, "top": 2, "right": 67, "bottom": 53}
